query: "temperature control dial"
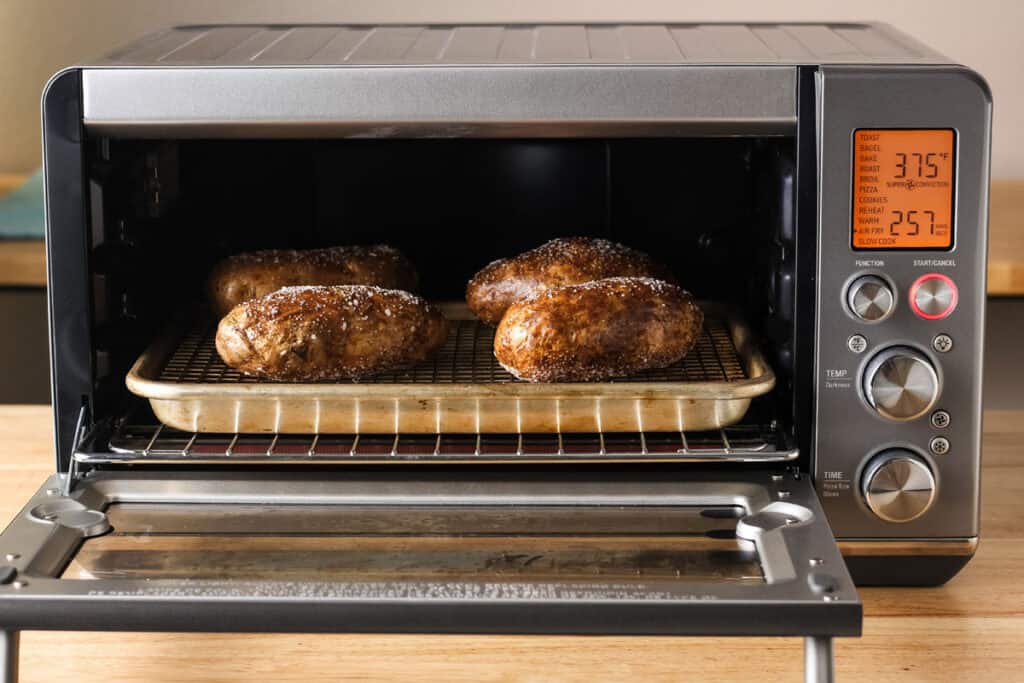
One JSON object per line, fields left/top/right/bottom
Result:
{"left": 862, "top": 346, "right": 940, "bottom": 421}
{"left": 847, "top": 275, "right": 895, "bottom": 322}
{"left": 862, "top": 450, "right": 936, "bottom": 523}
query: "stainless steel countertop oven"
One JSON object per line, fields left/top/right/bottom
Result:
{"left": 0, "top": 23, "right": 991, "bottom": 683}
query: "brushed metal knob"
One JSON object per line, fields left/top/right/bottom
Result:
{"left": 862, "top": 346, "right": 939, "bottom": 421}
{"left": 847, "top": 275, "right": 894, "bottom": 322}
{"left": 909, "top": 273, "right": 958, "bottom": 320}
{"left": 862, "top": 450, "right": 936, "bottom": 523}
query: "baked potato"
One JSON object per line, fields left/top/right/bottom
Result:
{"left": 466, "top": 237, "right": 674, "bottom": 324}
{"left": 208, "top": 245, "right": 418, "bottom": 317}
{"left": 494, "top": 277, "right": 702, "bottom": 382}
{"left": 215, "top": 285, "right": 448, "bottom": 381}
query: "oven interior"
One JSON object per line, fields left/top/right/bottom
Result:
{"left": 79, "top": 135, "right": 800, "bottom": 467}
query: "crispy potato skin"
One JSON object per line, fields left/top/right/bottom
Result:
{"left": 208, "top": 245, "right": 418, "bottom": 317}
{"left": 466, "top": 237, "right": 675, "bottom": 324}
{"left": 215, "top": 286, "right": 448, "bottom": 381}
{"left": 494, "top": 277, "right": 703, "bottom": 382}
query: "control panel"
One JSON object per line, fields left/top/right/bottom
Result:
{"left": 814, "top": 67, "right": 990, "bottom": 541}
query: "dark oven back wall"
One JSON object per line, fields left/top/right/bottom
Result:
{"left": 87, "top": 137, "right": 797, "bottom": 433}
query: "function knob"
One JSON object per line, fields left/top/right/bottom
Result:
{"left": 862, "top": 346, "right": 940, "bottom": 421}
{"left": 909, "top": 273, "right": 958, "bottom": 320}
{"left": 862, "top": 450, "right": 936, "bottom": 523}
{"left": 846, "top": 275, "right": 894, "bottom": 322}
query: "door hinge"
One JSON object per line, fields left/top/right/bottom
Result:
{"left": 64, "top": 403, "right": 90, "bottom": 495}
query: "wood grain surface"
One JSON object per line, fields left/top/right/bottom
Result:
{"left": 0, "top": 174, "right": 26, "bottom": 196}
{"left": 0, "top": 241, "right": 45, "bottom": 287}
{"left": 989, "top": 180, "right": 1024, "bottom": 295}
{"left": 0, "top": 405, "right": 1021, "bottom": 682}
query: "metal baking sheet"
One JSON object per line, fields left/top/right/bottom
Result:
{"left": 125, "top": 303, "right": 775, "bottom": 434}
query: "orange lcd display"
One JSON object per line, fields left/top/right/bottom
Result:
{"left": 852, "top": 129, "right": 955, "bottom": 250}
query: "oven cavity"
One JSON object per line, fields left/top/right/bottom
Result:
{"left": 79, "top": 136, "right": 797, "bottom": 469}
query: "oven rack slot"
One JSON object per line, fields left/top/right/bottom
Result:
{"left": 79, "top": 420, "right": 798, "bottom": 464}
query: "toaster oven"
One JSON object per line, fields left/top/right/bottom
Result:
{"left": 0, "top": 22, "right": 990, "bottom": 682}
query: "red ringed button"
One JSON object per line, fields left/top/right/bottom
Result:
{"left": 909, "top": 273, "right": 958, "bottom": 320}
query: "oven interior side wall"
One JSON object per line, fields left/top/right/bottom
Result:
{"left": 83, "top": 137, "right": 797, "bottom": 460}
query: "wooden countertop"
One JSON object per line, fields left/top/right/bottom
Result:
{"left": 988, "top": 180, "right": 1024, "bottom": 295}
{"left": 1, "top": 174, "right": 1023, "bottom": 293}
{"left": 0, "top": 405, "right": 1021, "bottom": 681}
{"left": 0, "top": 174, "right": 26, "bottom": 196}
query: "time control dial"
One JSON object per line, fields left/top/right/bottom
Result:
{"left": 862, "top": 346, "right": 940, "bottom": 421}
{"left": 862, "top": 450, "right": 936, "bottom": 523}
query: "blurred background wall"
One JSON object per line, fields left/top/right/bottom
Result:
{"left": 0, "top": 0, "right": 1021, "bottom": 176}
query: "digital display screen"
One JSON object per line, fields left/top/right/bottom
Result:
{"left": 851, "top": 129, "right": 955, "bottom": 250}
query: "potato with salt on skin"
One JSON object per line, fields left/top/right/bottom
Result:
{"left": 207, "top": 245, "right": 418, "bottom": 317}
{"left": 494, "top": 277, "right": 703, "bottom": 383}
{"left": 465, "top": 237, "right": 675, "bottom": 325}
{"left": 215, "top": 285, "right": 448, "bottom": 381}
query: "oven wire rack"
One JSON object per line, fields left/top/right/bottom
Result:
{"left": 158, "top": 314, "right": 747, "bottom": 386}
{"left": 124, "top": 304, "right": 777, "bottom": 438}
{"left": 86, "top": 419, "right": 797, "bottom": 464}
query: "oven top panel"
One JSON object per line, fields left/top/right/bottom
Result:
{"left": 94, "top": 23, "right": 947, "bottom": 67}
{"left": 79, "top": 63, "right": 799, "bottom": 138}
{"left": 72, "top": 24, "right": 949, "bottom": 137}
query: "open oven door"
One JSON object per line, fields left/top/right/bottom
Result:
{"left": 0, "top": 469, "right": 860, "bottom": 682}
